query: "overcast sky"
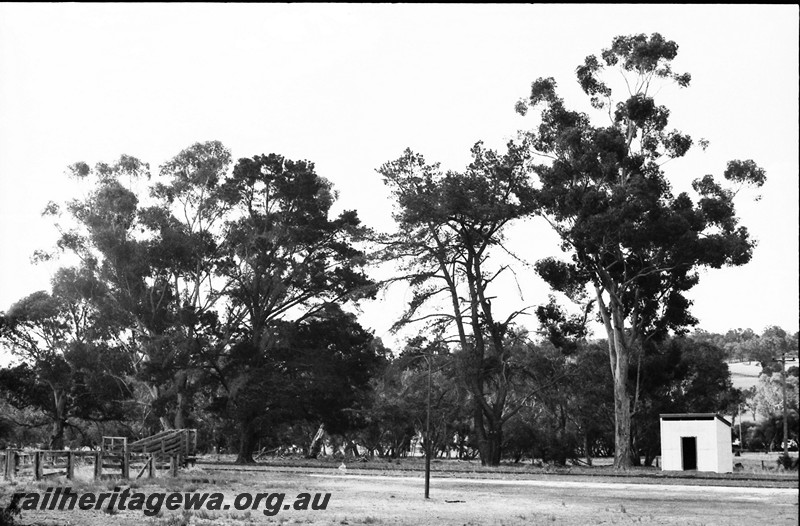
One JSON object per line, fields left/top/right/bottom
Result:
{"left": 1, "top": 4, "right": 797, "bottom": 354}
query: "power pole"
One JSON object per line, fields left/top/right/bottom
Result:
{"left": 780, "top": 352, "right": 788, "bottom": 458}
{"left": 425, "top": 354, "right": 431, "bottom": 499}
{"left": 737, "top": 404, "right": 744, "bottom": 454}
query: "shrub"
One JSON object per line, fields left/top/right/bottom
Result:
{"left": 776, "top": 453, "right": 798, "bottom": 470}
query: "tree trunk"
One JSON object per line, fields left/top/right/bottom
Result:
{"left": 50, "top": 418, "right": 66, "bottom": 450}
{"left": 308, "top": 424, "right": 325, "bottom": 458}
{"left": 235, "top": 425, "right": 257, "bottom": 464}
{"left": 474, "top": 405, "right": 488, "bottom": 465}
{"left": 50, "top": 389, "right": 67, "bottom": 450}
{"left": 474, "top": 405, "right": 503, "bottom": 466}
{"left": 174, "top": 394, "right": 186, "bottom": 429}
{"left": 555, "top": 405, "right": 568, "bottom": 466}
{"left": 584, "top": 432, "right": 593, "bottom": 466}
{"left": 346, "top": 440, "right": 359, "bottom": 458}
{"left": 612, "top": 363, "right": 633, "bottom": 469}
{"left": 485, "top": 427, "right": 502, "bottom": 466}
{"left": 146, "top": 383, "right": 175, "bottom": 431}
{"left": 173, "top": 370, "right": 189, "bottom": 429}
{"left": 601, "top": 294, "right": 634, "bottom": 471}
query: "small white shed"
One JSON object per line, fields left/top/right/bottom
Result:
{"left": 659, "top": 413, "right": 733, "bottom": 473}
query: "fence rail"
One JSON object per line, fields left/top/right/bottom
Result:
{"left": 1, "top": 429, "right": 196, "bottom": 482}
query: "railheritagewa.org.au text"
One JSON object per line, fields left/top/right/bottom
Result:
{"left": 8, "top": 486, "right": 331, "bottom": 516}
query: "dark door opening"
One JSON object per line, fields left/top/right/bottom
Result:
{"left": 681, "top": 436, "right": 697, "bottom": 470}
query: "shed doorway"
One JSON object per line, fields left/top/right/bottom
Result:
{"left": 681, "top": 436, "right": 697, "bottom": 470}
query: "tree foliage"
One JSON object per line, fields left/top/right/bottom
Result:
{"left": 41, "top": 143, "right": 235, "bottom": 432}
{"left": 208, "top": 152, "right": 375, "bottom": 463}
{"left": 516, "top": 33, "right": 766, "bottom": 468}
{"left": 631, "top": 337, "right": 741, "bottom": 465}
{"left": 0, "top": 30, "right": 782, "bottom": 470}
{"left": 377, "top": 142, "right": 538, "bottom": 465}
{"left": 18, "top": 142, "right": 380, "bottom": 461}
{"left": 0, "top": 269, "right": 132, "bottom": 448}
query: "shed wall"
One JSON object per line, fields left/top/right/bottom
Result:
{"left": 660, "top": 417, "right": 731, "bottom": 473}
{"left": 715, "top": 418, "right": 733, "bottom": 473}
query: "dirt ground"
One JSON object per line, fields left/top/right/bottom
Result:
{"left": 1, "top": 460, "right": 797, "bottom": 526}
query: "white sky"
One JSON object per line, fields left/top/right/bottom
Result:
{"left": 1, "top": 3, "right": 798, "bottom": 356}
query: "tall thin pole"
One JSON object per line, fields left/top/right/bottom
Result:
{"left": 425, "top": 355, "right": 431, "bottom": 499}
{"left": 737, "top": 405, "right": 743, "bottom": 453}
{"left": 781, "top": 352, "right": 788, "bottom": 458}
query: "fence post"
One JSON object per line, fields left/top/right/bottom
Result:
{"left": 3, "top": 452, "right": 11, "bottom": 480}
{"left": 148, "top": 454, "right": 155, "bottom": 478}
{"left": 34, "top": 451, "right": 43, "bottom": 481}
{"left": 122, "top": 447, "right": 130, "bottom": 479}
{"left": 66, "top": 452, "right": 74, "bottom": 480}
{"left": 170, "top": 455, "right": 178, "bottom": 477}
{"left": 94, "top": 451, "right": 103, "bottom": 479}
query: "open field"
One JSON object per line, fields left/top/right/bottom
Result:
{"left": 728, "top": 358, "right": 799, "bottom": 391}
{"left": 1, "top": 456, "right": 797, "bottom": 526}
{"left": 728, "top": 358, "right": 799, "bottom": 423}
{"left": 728, "top": 361, "right": 764, "bottom": 391}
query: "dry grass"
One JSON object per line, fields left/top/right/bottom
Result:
{"left": 1, "top": 456, "right": 796, "bottom": 525}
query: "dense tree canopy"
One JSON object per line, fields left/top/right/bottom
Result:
{"left": 0, "top": 268, "right": 132, "bottom": 448}
{"left": 377, "top": 142, "right": 539, "bottom": 465}
{"left": 210, "top": 152, "right": 375, "bottom": 463}
{"left": 43, "top": 143, "right": 234, "bottom": 432}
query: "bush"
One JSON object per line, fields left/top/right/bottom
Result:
{"left": 776, "top": 453, "right": 798, "bottom": 470}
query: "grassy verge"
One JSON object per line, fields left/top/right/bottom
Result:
{"left": 195, "top": 453, "right": 798, "bottom": 488}
{"left": 1, "top": 463, "right": 796, "bottom": 526}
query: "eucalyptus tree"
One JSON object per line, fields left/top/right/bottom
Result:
{"left": 0, "top": 267, "right": 132, "bottom": 448}
{"left": 516, "top": 33, "right": 766, "bottom": 468}
{"left": 139, "top": 141, "right": 233, "bottom": 429}
{"left": 44, "top": 142, "right": 232, "bottom": 431}
{"left": 212, "top": 153, "right": 375, "bottom": 463}
{"left": 377, "top": 142, "right": 537, "bottom": 465}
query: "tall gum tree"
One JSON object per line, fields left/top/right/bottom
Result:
{"left": 377, "top": 142, "right": 537, "bottom": 465}
{"left": 0, "top": 267, "right": 131, "bottom": 448}
{"left": 44, "top": 155, "right": 174, "bottom": 429}
{"left": 515, "top": 33, "right": 766, "bottom": 468}
{"left": 140, "top": 141, "right": 233, "bottom": 429}
{"left": 214, "top": 153, "right": 374, "bottom": 464}
{"left": 43, "top": 142, "right": 232, "bottom": 431}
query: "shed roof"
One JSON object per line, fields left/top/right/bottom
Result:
{"left": 659, "top": 413, "right": 731, "bottom": 427}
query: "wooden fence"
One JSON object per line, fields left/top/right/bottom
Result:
{"left": 129, "top": 429, "right": 197, "bottom": 462}
{"left": 1, "top": 429, "right": 197, "bottom": 482}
